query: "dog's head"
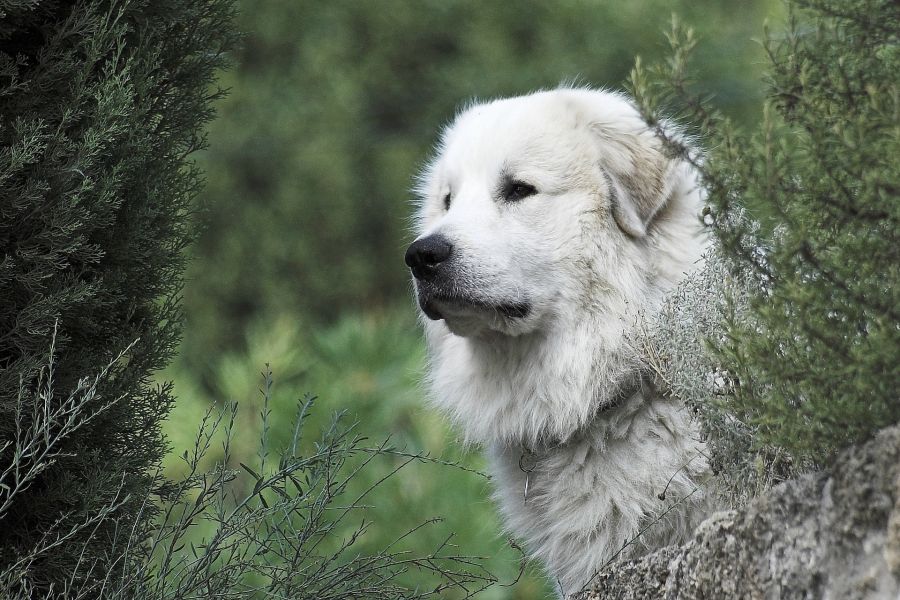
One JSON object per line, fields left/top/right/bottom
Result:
{"left": 408, "top": 88, "right": 703, "bottom": 339}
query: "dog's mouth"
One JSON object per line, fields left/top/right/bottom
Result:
{"left": 419, "top": 292, "right": 531, "bottom": 321}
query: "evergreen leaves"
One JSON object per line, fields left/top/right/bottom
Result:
{"left": 631, "top": 0, "right": 899, "bottom": 474}
{"left": 0, "top": 0, "right": 236, "bottom": 593}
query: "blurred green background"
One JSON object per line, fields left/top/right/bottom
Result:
{"left": 161, "top": 1, "right": 783, "bottom": 597}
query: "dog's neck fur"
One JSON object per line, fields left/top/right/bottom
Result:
{"left": 425, "top": 323, "right": 626, "bottom": 446}
{"left": 425, "top": 298, "right": 712, "bottom": 594}
{"left": 486, "top": 386, "right": 710, "bottom": 596}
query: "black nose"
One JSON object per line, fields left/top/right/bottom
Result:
{"left": 405, "top": 235, "right": 453, "bottom": 281}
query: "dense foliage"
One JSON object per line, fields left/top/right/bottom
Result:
{"left": 631, "top": 0, "right": 899, "bottom": 478}
{"left": 0, "top": 0, "right": 236, "bottom": 594}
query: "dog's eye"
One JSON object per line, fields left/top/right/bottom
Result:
{"left": 443, "top": 192, "right": 451, "bottom": 210}
{"left": 504, "top": 181, "right": 538, "bottom": 202}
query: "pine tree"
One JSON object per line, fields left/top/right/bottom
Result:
{"left": 0, "top": 1, "right": 236, "bottom": 594}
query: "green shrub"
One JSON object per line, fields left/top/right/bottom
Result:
{"left": 0, "top": 0, "right": 236, "bottom": 593}
{"left": 631, "top": 0, "right": 899, "bottom": 482}
{"left": 136, "top": 384, "right": 495, "bottom": 600}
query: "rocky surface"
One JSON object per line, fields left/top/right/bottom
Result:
{"left": 576, "top": 425, "right": 900, "bottom": 599}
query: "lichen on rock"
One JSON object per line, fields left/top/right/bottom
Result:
{"left": 577, "top": 425, "right": 900, "bottom": 599}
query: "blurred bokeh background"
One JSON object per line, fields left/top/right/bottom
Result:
{"left": 161, "top": 1, "right": 784, "bottom": 597}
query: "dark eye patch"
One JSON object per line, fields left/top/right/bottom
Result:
{"left": 502, "top": 180, "right": 538, "bottom": 202}
{"left": 443, "top": 191, "right": 451, "bottom": 210}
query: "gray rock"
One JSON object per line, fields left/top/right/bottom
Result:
{"left": 577, "top": 425, "right": 900, "bottom": 600}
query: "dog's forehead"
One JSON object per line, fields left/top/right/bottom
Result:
{"left": 432, "top": 95, "right": 590, "bottom": 186}
{"left": 446, "top": 96, "right": 575, "bottom": 155}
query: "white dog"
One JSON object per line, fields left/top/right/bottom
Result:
{"left": 406, "top": 88, "right": 711, "bottom": 596}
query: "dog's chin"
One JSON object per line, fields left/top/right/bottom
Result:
{"left": 418, "top": 292, "right": 533, "bottom": 338}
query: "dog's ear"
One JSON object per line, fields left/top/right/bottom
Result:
{"left": 591, "top": 124, "right": 678, "bottom": 238}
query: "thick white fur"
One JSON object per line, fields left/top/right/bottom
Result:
{"left": 410, "top": 88, "right": 711, "bottom": 596}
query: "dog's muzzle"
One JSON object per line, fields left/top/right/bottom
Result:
{"left": 406, "top": 234, "right": 532, "bottom": 323}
